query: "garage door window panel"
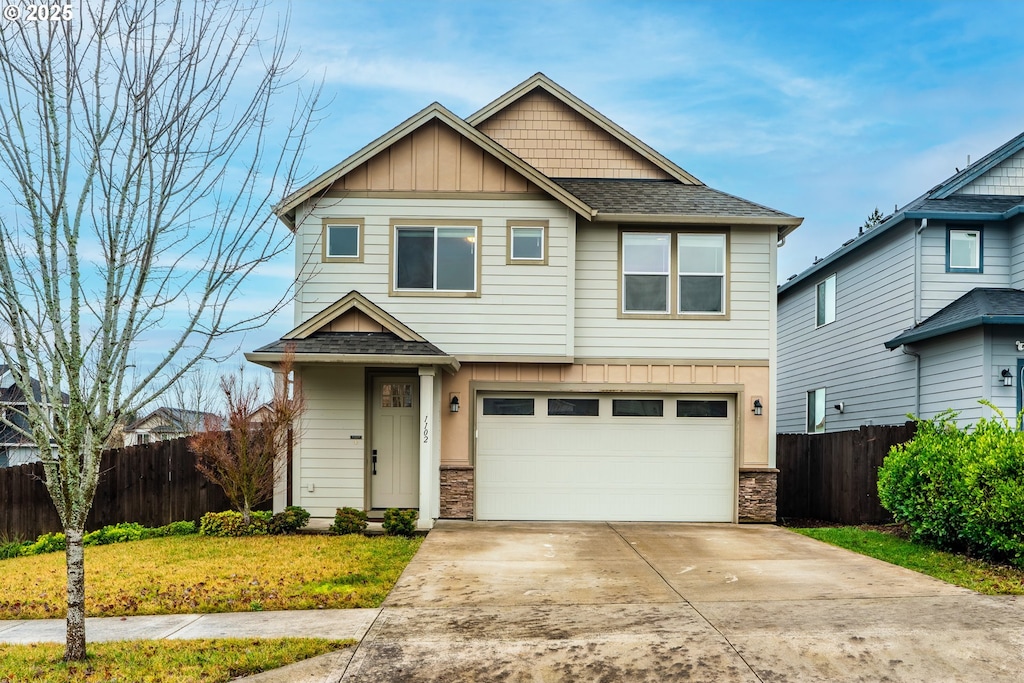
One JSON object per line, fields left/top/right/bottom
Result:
{"left": 676, "top": 400, "right": 728, "bottom": 418}
{"left": 612, "top": 399, "right": 664, "bottom": 417}
{"left": 547, "top": 398, "right": 600, "bottom": 416}
{"left": 483, "top": 398, "right": 535, "bottom": 416}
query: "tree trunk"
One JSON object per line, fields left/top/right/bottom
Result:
{"left": 241, "top": 502, "right": 252, "bottom": 527}
{"left": 64, "top": 527, "right": 86, "bottom": 661}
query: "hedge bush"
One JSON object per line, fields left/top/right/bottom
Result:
{"left": 269, "top": 506, "right": 311, "bottom": 535}
{"left": 330, "top": 507, "right": 368, "bottom": 535}
{"left": 878, "top": 405, "right": 1024, "bottom": 567}
{"left": 382, "top": 508, "right": 418, "bottom": 537}
{"left": 198, "top": 510, "right": 272, "bottom": 537}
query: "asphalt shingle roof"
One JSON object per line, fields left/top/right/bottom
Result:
{"left": 905, "top": 194, "right": 1024, "bottom": 214}
{"left": 553, "top": 178, "right": 796, "bottom": 220}
{"left": 254, "top": 332, "right": 449, "bottom": 357}
{"left": 885, "top": 287, "right": 1024, "bottom": 348}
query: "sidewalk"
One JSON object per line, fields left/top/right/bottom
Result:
{"left": 0, "top": 608, "right": 380, "bottom": 643}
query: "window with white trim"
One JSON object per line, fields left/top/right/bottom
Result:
{"left": 622, "top": 232, "right": 670, "bottom": 312}
{"left": 806, "top": 388, "right": 826, "bottom": 434}
{"left": 508, "top": 221, "right": 547, "bottom": 264}
{"left": 815, "top": 273, "right": 836, "bottom": 327}
{"left": 394, "top": 225, "right": 478, "bottom": 292}
{"left": 621, "top": 231, "right": 728, "bottom": 316}
{"left": 678, "top": 233, "right": 726, "bottom": 314}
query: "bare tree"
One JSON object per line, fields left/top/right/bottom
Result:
{"left": 190, "top": 349, "right": 302, "bottom": 526}
{"left": 0, "top": 1, "right": 320, "bottom": 660}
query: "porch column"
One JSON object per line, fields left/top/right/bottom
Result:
{"left": 418, "top": 366, "right": 439, "bottom": 529}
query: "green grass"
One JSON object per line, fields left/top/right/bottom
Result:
{"left": 0, "top": 638, "right": 354, "bottom": 682}
{"left": 794, "top": 527, "right": 1024, "bottom": 595}
{"left": 0, "top": 534, "right": 422, "bottom": 619}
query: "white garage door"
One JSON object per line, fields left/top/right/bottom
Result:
{"left": 476, "top": 394, "right": 735, "bottom": 522}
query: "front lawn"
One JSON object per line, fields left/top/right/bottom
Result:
{"left": 0, "top": 638, "right": 353, "bottom": 683}
{"left": 794, "top": 527, "right": 1024, "bottom": 595}
{"left": 0, "top": 534, "right": 422, "bottom": 619}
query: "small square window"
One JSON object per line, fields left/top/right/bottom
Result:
{"left": 947, "top": 228, "right": 982, "bottom": 272}
{"left": 322, "top": 219, "right": 364, "bottom": 262}
{"left": 816, "top": 274, "right": 836, "bottom": 327}
{"left": 509, "top": 224, "right": 546, "bottom": 263}
{"left": 612, "top": 399, "right": 664, "bottom": 417}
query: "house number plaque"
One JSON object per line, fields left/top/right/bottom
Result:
{"left": 423, "top": 416, "right": 430, "bottom": 443}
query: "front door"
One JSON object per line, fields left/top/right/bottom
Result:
{"left": 371, "top": 377, "right": 419, "bottom": 508}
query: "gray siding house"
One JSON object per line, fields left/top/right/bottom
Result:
{"left": 778, "top": 132, "right": 1024, "bottom": 432}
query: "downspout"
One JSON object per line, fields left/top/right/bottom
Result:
{"left": 905, "top": 219, "right": 928, "bottom": 417}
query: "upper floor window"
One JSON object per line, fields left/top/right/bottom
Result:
{"left": 806, "top": 388, "right": 826, "bottom": 434}
{"left": 621, "top": 230, "right": 728, "bottom": 317}
{"left": 815, "top": 273, "right": 836, "bottom": 327}
{"left": 322, "top": 218, "right": 364, "bottom": 263}
{"left": 392, "top": 222, "right": 480, "bottom": 295}
{"left": 508, "top": 220, "right": 548, "bottom": 264}
{"left": 947, "top": 227, "right": 982, "bottom": 273}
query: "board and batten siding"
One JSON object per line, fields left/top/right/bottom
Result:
{"left": 917, "top": 328, "right": 985, "bottom": 425}
{"left": 294, "top": 196, "right": 574, "bottom": 357}
{"left": 919, "top": 222, "right": 1011, "bottom": 320}
{"left": 295, "top": 365, "right": 366, "bottom": 517}
{"left": 573, "top": 222, "right": 774, "bottom": 359}
{"left": 777, "top": 227, "right": 918, "bottom": 433}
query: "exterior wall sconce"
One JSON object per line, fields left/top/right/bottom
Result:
{"left": 833, "top": 402, "right": 845, "bottom": 413}
{"left": 449, "top": 395, "right": 460, "bottom": 413}
{"left": 1002, "top": 369, "right": 1013, "bottom": 387}
{"left": 752, "top": 399, "right": 763, "bottom": 416}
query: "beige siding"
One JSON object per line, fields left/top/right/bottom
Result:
{"left": 331, "top": 120, "right": 541, "bottom": 193}
{"left": 957, "top": 149, "right": 1024, "bottom": 195}
{"left": 295, "top": 196, "right": 574, "bottom": 357}
{"left": 477, "top": 90, "right": 674, "bottom": 180}
{"left": 574, "top": 222, "right": 774, "bottom": 360}
{"left": 295, "top": 365, "right": 365, "bottom": 517}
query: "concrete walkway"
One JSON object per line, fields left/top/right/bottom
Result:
{"left": 4, "top": 523, "right": 1024, "bottom": 681}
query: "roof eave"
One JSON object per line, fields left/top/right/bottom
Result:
{"left": 593, "top": 213, "right": 803, "bottom": 227}
{"left": 884, "top": 314, "right": 1024, "bottom": 349}
{"left": 245, "top": 352, "right": 461, "bottom": 373}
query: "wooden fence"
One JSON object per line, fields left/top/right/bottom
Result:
{"left": 776, "top": 422, "right": 916, "bottom": 524}
{"left": 1, "top": 436, "right": 270, "bottom": 540}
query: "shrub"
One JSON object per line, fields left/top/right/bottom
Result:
{"left": 382, "top": 508, "right": 418, "bottom": 537}
{"left": 269, "top": 506, "right": 311, "bottom": 535}
{"left": 878, "top": 405, "right": 1024, "bottom": 567}
{"left": 153, "top": 520, "right": 198, "bottom": 537}
{"left": 22, "top": 532, "right": 66, "bottom": 556}
{"left": 199, "top": 510, "right": 272, "bottom": 537}
{"left": 330, "top": 507, "right": 368, "bottom": 535}
{"left": 0, "top": 540, "right": 26, "bottom": 559}
{"left": 84, "top": 522, "right": 147, "bottom": 547}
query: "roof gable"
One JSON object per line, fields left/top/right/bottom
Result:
{"left": 933, "top": 131, "right": 1024, "bottom": 198}
{"left": 273, "top": 102, "right": 593, "bottom": 229}
{"left": 283, "top": 290, "right": 426, "bottom": 342}
{"left": 467, "top": 73, "right": 700, "bottom": 185}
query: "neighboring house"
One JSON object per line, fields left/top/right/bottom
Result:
{"left": 124, "top": 406, "right": 217, "bottom": 447}
{"left": 0, "top": 365, "right": 56, "bottom": 467}
{"left": 246, "top": 73, "right": 802, "bottom": 527}
{"left": 778, "top": 131, "right": 1024, "bottom": 433}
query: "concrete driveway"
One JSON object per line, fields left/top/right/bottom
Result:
{"left": 340, "top": 522, "right": 1024, "bottom": 682}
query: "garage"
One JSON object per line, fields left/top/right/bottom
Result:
{"left": 475, "top": 393, "right": 736, "bottom": 521}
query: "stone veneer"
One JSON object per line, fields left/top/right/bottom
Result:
{"left": 440, "top": 466, "right": 474, "bottom": 519}
{"left": 738, "top": 468, "right": 778, "bottom": 523}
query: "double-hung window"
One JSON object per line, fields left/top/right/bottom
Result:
{"left": 947, "top": 227, "right": 982, "bottom": 272}
{"left": 393, "top": 222, "right": 480, "bottom": 294}
{"left": 815, "top": 273, "right": 836, "bottom": 327}
{"left": 621, "top": 230, "right": 727, "bottom": 316}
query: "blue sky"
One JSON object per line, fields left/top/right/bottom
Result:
{"left": 230, "top": 0, "right": 1024, "bottom": 364}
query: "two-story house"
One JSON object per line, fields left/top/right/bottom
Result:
{"left": 247, "top": 74, "right": 802, "bottom": 527}
{"left": 123, "top": 406, "right": 218, "bottom": 447}
{"left": 0, "top": 365, "right": 58, "bottom": 467}
{"left": 778, "top": 131, "right": 1024, "bottom": 433}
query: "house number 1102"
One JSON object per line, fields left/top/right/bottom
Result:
{"left": 423, "top": 416, "right": 429, "bottom": 443}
